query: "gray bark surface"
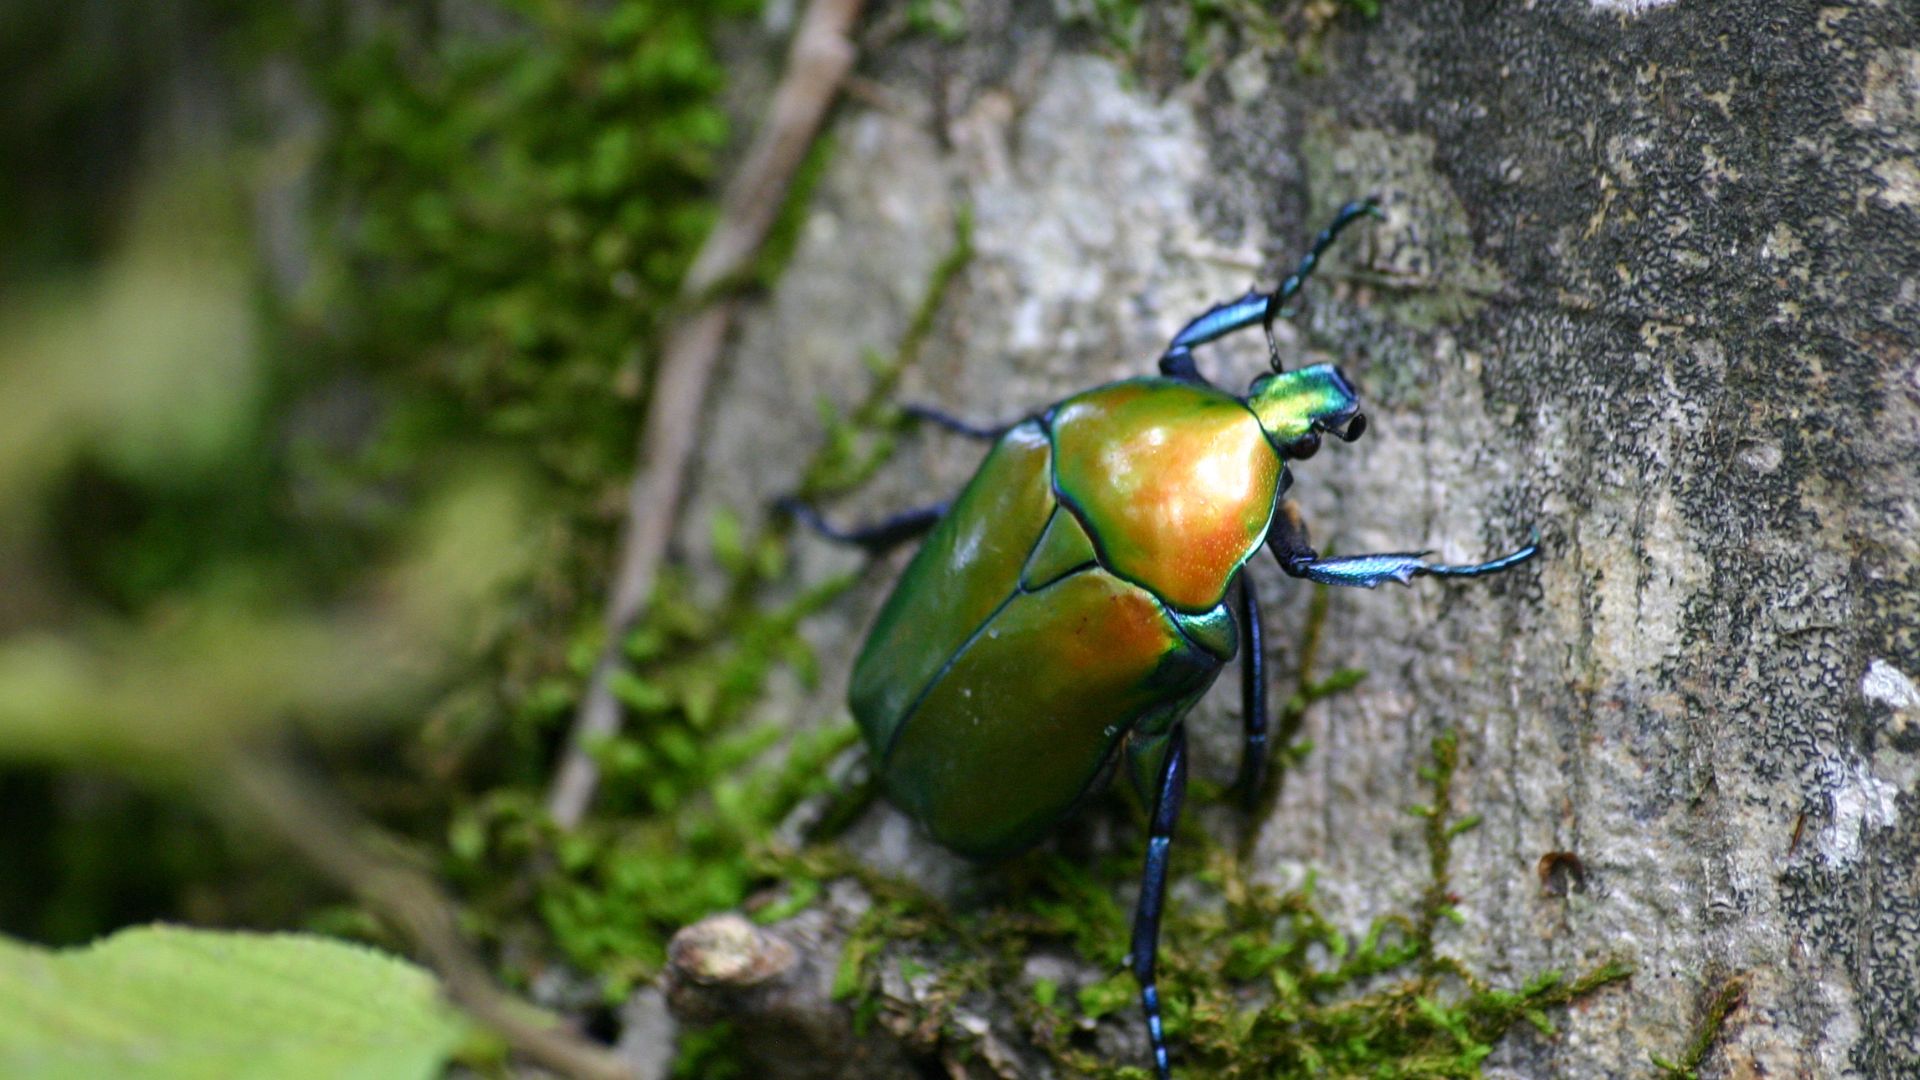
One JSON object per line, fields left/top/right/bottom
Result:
{"left": 676, "top": 2, "right": 1920, "bottom": 1075}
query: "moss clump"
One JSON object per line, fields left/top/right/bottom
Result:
{"left": 1063, "top": 728, "right": 1626, "bottom": 1078}
{"left": 275, "top": 0, "right": 980, "bottom": 1004}
{"left": 313, "top": 1, "right": 760, "bottom": 492}
{"left": 445, "top": 205, "right": 974, "bottom": 999}
{"left": 1055, "top": 0, "right": 1383, "bottom": 78}
{"left": 1651, "top": 974, "right": 1745, "bottom": 1080}
{"left": 791, "top": 727, "right": 1627, "bottom": 1077}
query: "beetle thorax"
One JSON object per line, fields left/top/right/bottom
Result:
{"left": 1049, "top": 379, "right": 1282, "bottom": 611}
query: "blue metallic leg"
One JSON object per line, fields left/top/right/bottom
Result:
{"left": 1269, "top": 501, "right": 1539, "bottom": 588}
{"left": 1158, "top": 198, "right": 1381, "bottom": 378}
{"left": 899, "top": 403, "right": 1013, "bottom": 441}
{"left": 1289, "top": 542, "right": 1539, "bottom": 588}
{"left": 1233, "top": 573, "right": 1268, "bottom": 810}
{"left": 1130, "top": 722, "right": 1188, "bottom": 1080}
{"left": 776, "top": 497, "right": 948, "bottom": 556}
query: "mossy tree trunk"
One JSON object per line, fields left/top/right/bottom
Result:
{"left": 674, "top": 2, "right": 1920, "bottom": 1076}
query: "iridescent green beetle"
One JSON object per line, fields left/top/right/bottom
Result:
{"left": 785, "top": 200, "right": 1536, "bottom": 1079}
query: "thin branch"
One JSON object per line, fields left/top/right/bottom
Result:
{"left": 223, "top": 751, "right": 640, "bottom": 1080}
{"left": 546, "top": 0, "right": 867, "bottom": 829}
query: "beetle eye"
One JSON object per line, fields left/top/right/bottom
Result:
{"left": 1290, "top": 432, "right": 1322, "bottom": 460}
{"left": 1338, "top": 413, "right": 1367, "bottom": 442}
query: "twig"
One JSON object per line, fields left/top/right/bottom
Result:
{"left": 222, "top": 751, "right": 640, "bottom": 1080}
{"left": 547, "top": 0, "right": 868, "bottom": 829}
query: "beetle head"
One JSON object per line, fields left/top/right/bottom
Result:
{"left": 1246, "top": 363, "right": 1366, "bottom": 460}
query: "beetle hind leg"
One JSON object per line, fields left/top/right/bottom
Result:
{"left": 775, "top": 497, "right": 948, "bottom": 555}
{"left": 1129, "top": 723, "right": 1188, "bottom": 1080}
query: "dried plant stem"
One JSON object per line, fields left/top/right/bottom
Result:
{"left": 547, "top": 0, "right": 867, "bottom": 829}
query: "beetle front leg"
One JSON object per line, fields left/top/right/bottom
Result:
{"left": 1157, "top": 198, "right": 1381, "bottom": 379}
{"left": 775, "top": 497, "right": 948, "bottom": 555}
{"left": 1158, "top": 290, "right": 1266, "bottom": 384}
{"left": 1233, "top": 573, "right": 1269, "bottom": 810}
{"left": 1270, "top": 501, "right": 1540, "bottom": 588}
{"left": 1130, "top": 723, "right": 1188, "bottom": 1080}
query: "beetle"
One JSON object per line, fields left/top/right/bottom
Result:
{"left": 782, "top": 199, "right": 1536, "bottom": 1078}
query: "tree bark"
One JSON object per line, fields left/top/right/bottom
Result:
{"left": 675, "top": 2, "right": 1920, "bottom": 1076}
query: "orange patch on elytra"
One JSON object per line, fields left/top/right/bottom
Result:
{"left": 1057, "top": 590, "right": 1164, "bottom": 673}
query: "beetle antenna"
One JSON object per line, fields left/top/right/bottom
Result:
{"left": 1259, "top": 197, "right": 1380, "bottom": 372}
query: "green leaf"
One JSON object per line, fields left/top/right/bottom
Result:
{"left": 0, "top": 926, "right": 469, "bottom": 1080}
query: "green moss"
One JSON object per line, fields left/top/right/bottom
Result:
{"left": 1123, "top": 727, "right": 1627, "bottom": 1078}
{"left": 312, "top": 1, "right": 759, "bottom": 494}
{"left": 258, "top": 0, "right": 982, "bottom": 1006}
{"left": 775, "top": 727, "right": 1627, "bottom": 1077}
{"left": 799, "top": 204, "right": 975, "bottom": 499}
{"left": 441, "top": 206, "right": 976, "bottom": 995}
{"left": 1651, "top": 975, "right": 1746, "bottom": 1079}
{"left": 1054, "top": 1, "right": 1383, "bottom": 78}
{"left": 672, "top": 1020, "right": 747, "bottom": 1079}
{"left": 906, "top": 0, "right": 969, "bottom": 44}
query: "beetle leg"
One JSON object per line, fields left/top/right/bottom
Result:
{"left": 1130, "top": 722, "right": 1188, "bottom": 1080}
{"left": 1159, "top": 292, "right": 1263, "bottom": 384}
{"left": 899, "top": 403, "right": 1014, "bottom": 441}
{"left": 1233, "top": 572, "right": 1269, "bottom": 810}
{"left": 775, "top": 497, "right": 948, "bottom": 555}
{"left": 1271, "top": 516, "right": 1542, "bottom": 588}
{"left": 1267, "top": 499, "right": 1317, "bottom": 568}
{"left": 1157, "top": 345, "right": 1213, "bottom": 385}
{"left": 1158, "top": 198, "right": 1381, "bottom": 376}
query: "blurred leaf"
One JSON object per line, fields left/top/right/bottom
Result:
{"left": 0, "top": 925, "right": 468, "bottom": 1080}
{"left": 0, "top": 471, "right": 536, "bottom": 766}
{"left": 0, "top": 168, "right": 258, "bottom": 510}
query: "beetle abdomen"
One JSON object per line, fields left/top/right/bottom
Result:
{"left": 881, "top": 566, "right": 1221, "bottom": 858}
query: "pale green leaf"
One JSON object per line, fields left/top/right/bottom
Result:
{"left": 0, "top": 926, "right": 468, "bottom": 1080}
